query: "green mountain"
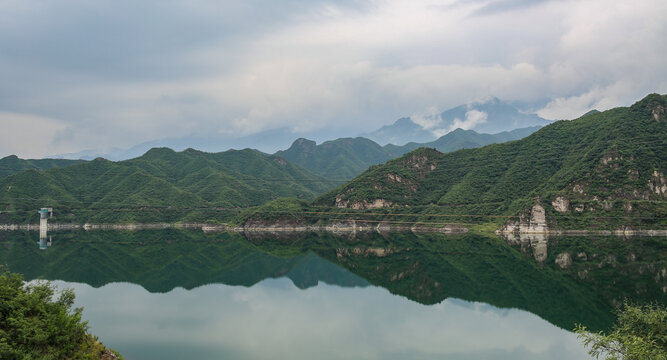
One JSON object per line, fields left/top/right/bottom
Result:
{"left": 362, "top": 97, "right": 550, "bottom": 145}
{"left": 0, "top": 148, "right": 331, "bottom": 224}
{"left": 313, "top": 94, "right": 667, "bottom": 230}
{"left": 384, "top": 126, "right": 541, "bottom": 156}
{"left": 275, "top": 137, "right": 394, "bottom": 181}
{"left": 0, "top": 155, "right": 86, "bottom": 178}
{"left": 275, "top": 126, "right": 540, "bottom": 180}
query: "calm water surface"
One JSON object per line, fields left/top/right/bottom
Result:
{"left": 3, "top": 229, "right": 664, "bottom": 359}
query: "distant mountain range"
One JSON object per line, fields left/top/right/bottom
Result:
{"left": 51, "top": 126, "right": 356, "bottom": 162}
{"left": 0, "top": 125, "right": 541, "bottom": 224}
{"left": 362, "top": 97, "right": 550, "bottom": 145}
{"left": 276, "top": 126, "right": 540, "bottom": 180}
{"left": 50, "top": 97, "right": 550, "bottom": 161}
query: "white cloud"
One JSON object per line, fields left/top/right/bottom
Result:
{"left": 441, "top": 110, "right": 488, "bottom": 135}
{"left": 0, "top": 0, "right": 665, "bottom": 155}
{"left": 537, "top": 80, "right": 638, "bottom": 120}
{"left": 58, "top": 279, "right": 591, "bottom": 360}
{"left": 410, "top": 106, "right": 443, "bottom": 130}
{"left": 0, "top": 112, "right": 69, "bottom": 158}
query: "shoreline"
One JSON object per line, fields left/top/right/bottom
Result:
{"left": 1, "top": 222, "right": 666, "bottom": 236}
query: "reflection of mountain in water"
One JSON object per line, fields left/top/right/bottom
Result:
{"left": 0, "top": 230, "right": 369, "bottom": 292}
{"left": 246, "top": 231, "right": 666, "bottom": 332}
{"left": 1, "top": 229, "right": 663, "bottom": 332}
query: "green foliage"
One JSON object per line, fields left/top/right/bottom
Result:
{"left": 576, "top": 302, "right": 666, "bottom": 360}
{"left": 276, "top": 137, "right": 393, "bottom": 180}
{"left": 0, "top": 155, "right": 86, "bottom": 178}
{"left": 314, "top": 94, "right": 667, "bottom": 230}
{"left": 276, "top": 127, "right": 539, "bottom": 181}
{"left": 0, "top": 267, "right": 121, "bottom": 359}
{"left": 0, "top": 148, "right": 330, "bottom": 224}
{"left": 232, "top": 198, "right": 310, "bottom": 225}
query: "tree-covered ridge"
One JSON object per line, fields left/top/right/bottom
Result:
{"left": 0, "top": 147, "right": 330, "bottom": 224}
{"left": 275, "top": 137, "right": 393, "bottom": 180}
{"left": 315, "top": 94, "right": 667, "bottom": 230}
{"left": 275, "top": 126, "right": 540, "bottom": 180}
{"left": 0, "top": 155, "right": 86, "bottom": 178}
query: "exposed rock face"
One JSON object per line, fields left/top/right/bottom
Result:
{"left": 335, "top": 188, "right": 393, "bottom": 209}
{"left": 100, "top": 349, "right": 119, "bottom": 360}
{"left": 387, "top": 173, "right": 403, "bottom": 183}
{"left": 552, "top": 196, "right": 569, "bottom": 213}
{"left": 623, "top": 202, "right": 633, "bottom": 212}
{"left": 498, "top": 203, "right": 548, "bottom": 234}
{"left": 572, "top": 184, "right": 585, "bottom": 194}
{"left": 350, "top": 199, "right": 392, "bottom": 209}
{"left": 653, "top": 105, "right": 666, "bottom": 122}
{"left": 336, "top": 247, "right": 394, "bottom": 259}
{"left": 555, "top": 252, "right": 573, "bottom": 269}
{"left": 335, "top": 194, "right": 347, "bottom": 208}
{"left": 404, "top": 153, "right": 438, "bottom": 172}
{"left": 600, "top": 153, "right": 623, "bottom": 166}
{"left": 528, "top": 204, "right": 547, "bottom": 233}
{"left": 648, "top": 170, "right": 667, "bottom": 196}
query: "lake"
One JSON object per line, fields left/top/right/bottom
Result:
{"left": 2, "top": 229, "right": 665, "bottom": 359}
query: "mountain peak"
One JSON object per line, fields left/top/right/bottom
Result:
{"left": 289, "top": 138, "right": 317, "bottom": 152}
{"left": 1, "top": 155, "right": 20, "bottom": 162}
{"left": 362, "top": 98, "right": 549, "bottom": 145}
{"left": 631, "top": 93, "right": 666, "bottom": 121}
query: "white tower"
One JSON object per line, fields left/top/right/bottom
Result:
{"left": 38, "top": 208, "right": 51, "bottom": 250}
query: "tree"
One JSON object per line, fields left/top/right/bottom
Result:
{"left": 575, "top": 302, "right": 666, "bottom": 360}
{"left": 0, "top": 267, "right": 122, "bottom": 359}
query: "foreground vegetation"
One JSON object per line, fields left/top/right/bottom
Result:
{"left": 0, "top": 267, "right": 122, "bottom": 359}
{"left": 576, "top": 302, "right": 666, "bottom": 360}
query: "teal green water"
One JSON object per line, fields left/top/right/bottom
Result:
{"left": 2, "top": 230, "right": 665, "bottom": 359}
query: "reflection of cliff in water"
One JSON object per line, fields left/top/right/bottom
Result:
{"left": 0, "top": 230, "right": 369, "bottom": 292}
{"left": 2, "top": 229, "right": 663, "bottom": 332}
{"left": 500, "top": 233, "right": 667, "bottom": 308}
{"left": 247, "top": 231, "right": 665, "bottom": 332}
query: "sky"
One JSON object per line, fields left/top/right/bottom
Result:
{"left": 1, "top": 0, "right": 666, "bottom": 158}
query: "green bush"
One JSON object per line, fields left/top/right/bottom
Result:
{"left": 576, "top": 302, "right": 666, "bottom": 360}
{"left": 0, "top": 267, "right": 122, "bottom": 359}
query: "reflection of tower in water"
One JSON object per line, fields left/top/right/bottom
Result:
{"left": 38, "top": 208, "right": 53, "bottom": 250}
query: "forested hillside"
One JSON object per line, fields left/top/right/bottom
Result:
{"left": 276, "top": 126, "right": 540, "bottom": 180}
{"left": 314, "top": 94, "right": 667, "bottom": 230}
{"left": 0, "top": 155, "right": 86, "bottom": 178}
{"left": 0, "top": 148, "right": 330, "bottom": 223}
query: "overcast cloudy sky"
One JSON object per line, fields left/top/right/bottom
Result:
{"left": 1, "top": 0, "right": 666, "bottom": 158}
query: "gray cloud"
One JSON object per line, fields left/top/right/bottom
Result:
{"left": 0, "top": 0, "right": 665, "bottom": 157}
